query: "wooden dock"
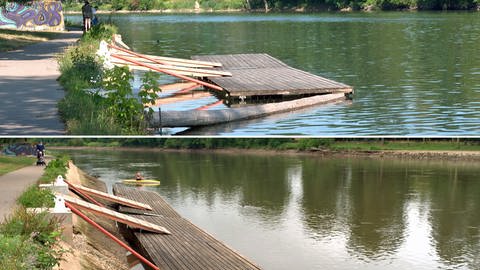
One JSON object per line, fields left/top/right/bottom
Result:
{"left": 113, "top": 185, "right": 261, "bottom": 270}
{"left": 192, "top": 53, "right": 353, "bottom": 97}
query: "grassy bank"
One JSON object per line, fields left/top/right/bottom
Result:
{"left": 0, "top": 155, "right": 35, "bottom": 176}
{"left": 0, "top": 29, "right": 57, "bottom": 52}
{"left": 0, "top": 156, "right": 69, "bottom": 269}
{"left": 41, "top": 138, "right": 480, "bottom": 152}
{"left": 57, "top": 23, "right": 159, "bottom": 135}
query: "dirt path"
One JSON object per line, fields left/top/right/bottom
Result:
{"left": 0, "top": 164, "right": 44, "bottom": 221}
{"left": 0, "top": 30, "right": 82, "bottom": 135}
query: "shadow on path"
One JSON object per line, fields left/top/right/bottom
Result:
{"left": 0, "top": 30, "right": 82, "bottom": 135}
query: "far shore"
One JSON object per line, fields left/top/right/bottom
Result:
{"left": 64, "top": 9, "right": 245, "bottom": 15}
{"left": 49, "top": 146, "right": 480, "bottom": 161}
{"left": 62, "top": 8, "right": 480, "bottom": 15}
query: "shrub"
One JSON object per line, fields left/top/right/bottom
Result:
{"left": 0, "top": 208, "right": 64, "bottom": 269}
{"left": 0, "top": 234, "right": 37, "bottom": 270}
{"left": 38, "top": 156, "right": 69, "bottom": 184}
{"left": 17, "top": 185, "right": 55, "bottom": 208}
{"left": 58, "top": 23, "right": 160, "bottom": 135}
{"left": 111, "top": 0, "right": 129, "bottom": 10}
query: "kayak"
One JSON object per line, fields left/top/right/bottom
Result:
{"left": 122, "top": 179, "right": 160, "bottom": 185}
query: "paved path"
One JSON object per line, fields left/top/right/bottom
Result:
{"left": 0, "top": 164, "right": 44, "bottom": 221}
{"left": 0, "top": 30, "right": 82, "bottom": 135}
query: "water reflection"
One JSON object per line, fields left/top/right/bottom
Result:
{"left": 65, "top": 12, "right": 480, "bottom": 135}
{"left": 65, "top": 149, "right": 480, "bottom": 269}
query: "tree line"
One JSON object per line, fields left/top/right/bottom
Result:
{"left": 57, "top": 0, "right": 479, "bottom": 11}
{"left": 2, "top": 138, "right": 480, "bottom": 151}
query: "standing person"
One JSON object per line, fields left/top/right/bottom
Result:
{"left": 92, "top": 6, "right": 99, "bottom": 26}
{"left": 82, "top": 0, "right": 93, "bottom": 33}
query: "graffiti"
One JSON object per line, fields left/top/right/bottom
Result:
{"left": 0, "top": 1, "right": 63, "bottom": 31}
{"left": 2, "top": 143, "right": 36, "bottom": 156}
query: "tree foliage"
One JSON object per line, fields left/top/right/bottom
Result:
{"left": 61, "top": 0, "right": 479, "bottom": 11}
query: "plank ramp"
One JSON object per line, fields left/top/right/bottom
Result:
{"left": 113, "top": 185, "right": 261, "bottom": 270}
{"left": 63, "top": 195, "right": 170, "bottom": 234}
{"left": 192, "top": 53, "right": 353, "bottom": 97}
{"left": 69, "top": 183, "right": 152, "bottom": 210}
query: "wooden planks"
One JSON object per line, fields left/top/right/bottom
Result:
{"left": 63, "top": 195, "right": 171, "bottom": 234}
{"left": 192, "top": 53, "right": 353, "bottom": 97}
{"left": 69, "top": 183, "right": 152, "bottom": 210}
{"left": 113, "top": 185, "right": 261, "bottom": 270}
{"left": 114, "top": 185, "right": 181, "bottom": 218}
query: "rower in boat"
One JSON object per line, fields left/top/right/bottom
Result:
{"left": 135, "top": 172, "right": 144, "bottom": 181}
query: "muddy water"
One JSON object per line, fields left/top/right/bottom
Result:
{"left": 62, "top": 149, "right": 480, "bottom": 270}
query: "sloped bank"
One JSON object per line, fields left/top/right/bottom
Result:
{"left": 63, "top": 162, "right": 129, "bottom": 270}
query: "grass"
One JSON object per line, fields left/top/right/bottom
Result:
{"left": 328, "top": 140, "right": 480, "bottom": 151}
{"left": 0, "top": 153, "right": 68, "bottom": 269}
{"left": 17, "top": 185, "right": 55, "bottom": 208}
{"left": 0, "top": 155, "right": 35, "bottom": 176}
{"left": 37, "top": 155, "right": 69, "bottom": 184}
{"left": 0, "top": 29, "right": 57, "bottom": 52}
{"left": 0, "top": 207, "right": 65, "bottom": 269}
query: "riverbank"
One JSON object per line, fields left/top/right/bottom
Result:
{"left": 63, "top": 161, "right": 129, "bottom": 270}
{"left": 62, "top": 3, "right": 480, "bottom": 14}
{"left": 49, "top": 144, "right": 480, "bottom": 162}
{"left": 57, "top": 23, "right": 157, "bottom": 135}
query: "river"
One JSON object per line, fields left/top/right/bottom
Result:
{"left": 64, "top": 148, "right": 480, "bottom": 270}
{"left": 66, "top": 12, "right": 480, "bottom": 135}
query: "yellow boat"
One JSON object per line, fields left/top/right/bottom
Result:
{"left": 122, "top": 179, "right": 160, "bottom": 186}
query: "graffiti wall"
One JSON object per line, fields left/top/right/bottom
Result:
{"left": 2, "top": 143, "right": 36, "bottom": 156}
{"left": 0, "top": 1, "right": 64, "bottom": 31}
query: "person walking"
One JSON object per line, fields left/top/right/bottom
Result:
{"left": 82, "top": 0, "right": 93, "bottom": 33}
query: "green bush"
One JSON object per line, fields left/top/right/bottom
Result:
{"left": 111, "top": 0, "right": 129, "bottom": 10}
{"left": 38, "top": 156, "right": 69, "bottom": 184}
{"left": 0, "top": 208, "right": 64, "bottom": 269}
{"left": 57, "top": 23, "right": 160, "bottom": 135}
{"left": 17, "top": 185, "right": 55, "bottom": 208}
{"left": 0, "top": 234, "right": 38, "bottom": 270}
{"left": 129, "top": 0, "right": 158, "bottom": 10}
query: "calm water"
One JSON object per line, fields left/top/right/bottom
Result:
{"left": 67, "top": 12, "right": 480, "bottom": 135}
{"left": 65, "top": 149, "right": 480, "bottom": 270}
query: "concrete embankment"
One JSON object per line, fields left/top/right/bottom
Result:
{"left": 59, "top": 162, "right": 129, "bottom": 270}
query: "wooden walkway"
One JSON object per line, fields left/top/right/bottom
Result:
{"left": 113, "top": 185, "right": 261, "bottom": 270}
{"left": 192, "top": 53, "right": 353, "bottom": 97}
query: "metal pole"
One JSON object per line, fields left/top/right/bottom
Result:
{"left": 65, "top": 201, "right": 160, "bottom": 270}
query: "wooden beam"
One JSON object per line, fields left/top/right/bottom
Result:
{"left": 63, "top": 195, "right": 171, "bottom": 234}
{"left": 146, "top": 92, "right": 212, "bottom": 107}
{"left": 110, "top": 58, "right": 231, "bottom": 77}
{"left": 69, "top": 183, "right": 152, "bottom": 210}
{"left": 110, "top": 53, "right": 224, "bottom": 91}
{"left": 109, "top": 44, "right": 222, "bottom": 68}
{"left": 110, "top": 55, "right": 231, "bottom": 76}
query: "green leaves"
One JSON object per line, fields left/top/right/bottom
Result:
{"left": 139, "top": 70, "right": 161, "bottom": 114}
